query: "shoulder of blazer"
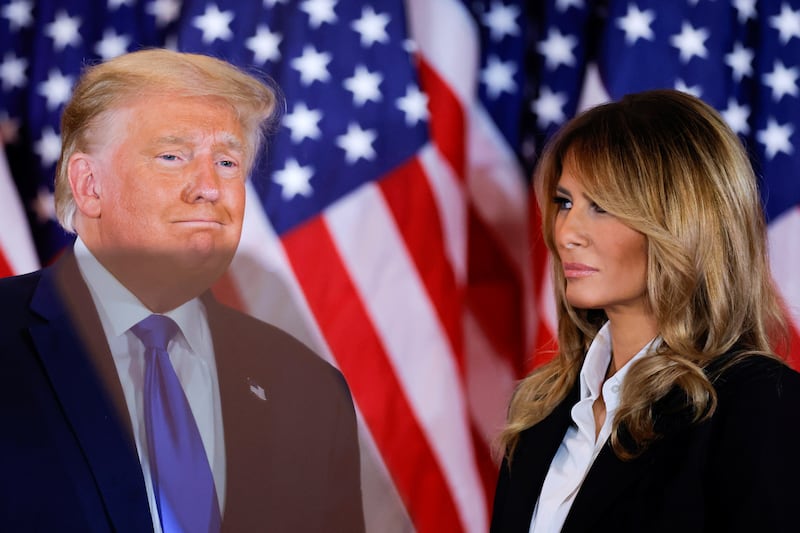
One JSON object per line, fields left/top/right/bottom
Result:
{"left": 707, "top": 350, "right": 800, "bottom": 394}
{"left": 0, "top": 268, "right": 42, "bottom": 301}
{"left": 201, "top": 291, "right": 346, "bottom": 374}
{"left": 701, "top": 351, "right": 800, "bottom": 531}
{"left": 202, "top": 293, "right": 352, "bottom": 409}
{"left": 0, "top": 252, "right": 154, "bottom": 533}
{"left": 201, "top": 294, "right": 364, "bottom": 533}
{"left": 490, "top": 380, "right": 581, "bottom": 533}
{"left": 703, "top": 350, "right": 800, "bottom": 437}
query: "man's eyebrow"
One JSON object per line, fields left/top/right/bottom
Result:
{"left": 152, "top": 135, "right": 187, "bottom": 145}
{"left": 217, "top": 132, "right": 245, "bottom": 152}
{"left": 151, "top": 133, "right": 245, "bottom": 152}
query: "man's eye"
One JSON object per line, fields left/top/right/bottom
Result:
{"left": 159, "top": 154, "right": 179, "bottom": 161}
{"left": 219, "top": 160, "right": 236, "bottom": 168}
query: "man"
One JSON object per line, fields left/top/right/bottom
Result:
{"left": 0, "top": 49, "right": 364, "bottom": 533}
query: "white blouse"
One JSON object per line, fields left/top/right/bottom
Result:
{"left": 529, "top": 323, "right": 657, "bottom": 533}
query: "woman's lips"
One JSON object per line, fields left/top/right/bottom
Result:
{"left": 563, "top": 262, "right": 599, "bottom": 279}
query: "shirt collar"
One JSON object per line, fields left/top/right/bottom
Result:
{"left": 579, "top": 322, "right": 659, "bottom": 413}
{"left": 73, "top": 236, "right": 207, "bottom": 352}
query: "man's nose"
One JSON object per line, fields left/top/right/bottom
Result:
{"left": 184, "top": 158, "right": 221, "bottom": 203}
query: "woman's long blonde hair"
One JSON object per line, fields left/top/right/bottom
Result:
{"left": 502, "top": 89, "right": 787, "bottom": 459}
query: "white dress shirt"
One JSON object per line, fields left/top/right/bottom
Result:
{"left": 74, "top": 237, "right": 226, "bottom": 533}
{"left": 529, "top": 322, "right": 657, "bottom": 533}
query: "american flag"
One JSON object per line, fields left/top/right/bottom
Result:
{"left": 1, "top": 1, "right": 799, "bottom": 532}
{"left": 0, "top": 0, "right": 533, "bottom": 531}
{"left": 521, "top": 0, "right": 800, "bottom": 372}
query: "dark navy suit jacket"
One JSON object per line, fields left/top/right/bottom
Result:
{"left": 491, "top": 353, "right": 800, "bottom": 532}
{"left": 0, "top": 249, "right": 364, "bottom": 532}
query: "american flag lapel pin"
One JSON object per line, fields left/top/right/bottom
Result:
{"left": 246, "top": 377, "right": 267, "bottom": 401}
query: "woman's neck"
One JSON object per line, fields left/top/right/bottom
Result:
{"left": 605, "top": 312, "right": 658, "bottom": 376}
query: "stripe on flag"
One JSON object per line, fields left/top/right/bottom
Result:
{"left": 0, "top": 146, "right": 39, "bottom": 276}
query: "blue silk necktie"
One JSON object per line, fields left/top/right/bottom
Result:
{"left": 131, "top": 315, "right": 221, "bottom": 533}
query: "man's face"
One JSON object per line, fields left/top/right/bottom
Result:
{"left": 88, "top": 94, "right": 247, "bottom": 282}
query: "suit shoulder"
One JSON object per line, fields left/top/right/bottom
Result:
{"left": 0, "top": 270, "right": 42, "bottom": 302}
{"left": 708, "top": 353, "right": 800, "bottom": 433}
{"left": 207, "top": 300, "right": 349, "bottom": 391}
{"left": 210, "top": 301, "right": 316, "bottom": 354}
{"left": 711, "top": 353, "right": 800, "bottom": 401}
{"left": 0, "top": 270, "right": 45, "bottom": 332}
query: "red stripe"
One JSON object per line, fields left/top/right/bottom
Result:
{"left": 529, "top": 196, "right": 549, "bottom": 296}
{"left": 466, "top": 206, "right": 527, "bottom": 377}
{"left": 529, "top": 318, "right": 557, "bottom": 372}
{"left": 470, "top": 419, "right": 499, "bottom": 517}
{"left": 418, "top": 57, "right": 466, "bottom": 180}
{"left": 528, "top": 198, "right": 558, "bottom": 372}
{"left": 418, "top": 48, "right": 527, "bottom": 517}
{"left": 378, "top": 156, "right": 464, "bottom": 373}
{"left": 380, "top": 156, "right": 498, "bottom": 520}
{"left": 281, "top": 216, "right": 465, "bottom": 533}
{"left": 0, "top": 248, "right": 13, "bottom": 278}
{"left": 785, "top": 322, "right": 800, "bottom": 372}
{"left": 211, "top": 271, "right": 246, "bottom": 312}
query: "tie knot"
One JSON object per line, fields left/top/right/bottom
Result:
{"left": 130, "top": 314, "right": 179, "bottom": 351}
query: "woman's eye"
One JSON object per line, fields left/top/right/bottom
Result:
{"left": 553, "top": 196, "right": 572, "bottom": 210}
{"left": 591, "top": 202, "right": 607, "bottom": 214}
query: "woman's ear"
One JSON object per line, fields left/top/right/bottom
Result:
{"left": 67, "top": 153, "right": 102, "bottom": 219}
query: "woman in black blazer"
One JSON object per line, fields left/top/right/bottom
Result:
{"left": 491, "top": 90, "right": 800, "bottom": 532}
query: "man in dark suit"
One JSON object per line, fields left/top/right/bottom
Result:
{"left": 0, "top": 48, "right": 364, "bottom": 533}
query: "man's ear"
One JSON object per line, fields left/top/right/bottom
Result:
{"left": 67, "top": 153, "right": 102, "bottom": 218}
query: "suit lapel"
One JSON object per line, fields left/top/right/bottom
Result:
{"left": 203, "top": 296, "right": 275, "bottom": 532}
{"left": 499, "top": 382, "right": 580, "bottom": 531}
{"left": 561, "top": 423, "right": 662, "bottom": 532}
{"left": 29, "top": 252, "right": 153, "bottom": 533}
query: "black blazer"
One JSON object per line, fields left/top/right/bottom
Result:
{"left": 0, "top": 249, "right": 365, "bottom": 532}
{"left": 491, "top": 353, "right": 800, "bottom": 532}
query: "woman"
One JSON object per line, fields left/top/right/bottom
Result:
{"left": 490, "top": 90, "right": 800, "bottom": 532}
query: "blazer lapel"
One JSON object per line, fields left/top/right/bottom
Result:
{"left": 561, "top": 425, "right": 663, "bottom": 532}
{"left": 29, "top": 252, "right": 153, "bottom": 533}
{"left": 498, "top": 382, "right": 580, "bottom": 531}
{"left": 203, "top": 296, "right": 275, "bottom": 532}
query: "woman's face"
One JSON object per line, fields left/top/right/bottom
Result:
{"left": 553, "top": 162, "right": 650, "bottom": 320}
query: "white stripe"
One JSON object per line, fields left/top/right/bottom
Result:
{"left": 325, "top": 182, "right": 487, "bottom": 533}
{"left": 768, "top": 207, "right": 800, "bottom": 328}
{"left": 419, "top": 144, "right": 467, "bottom": 283}
{"left": 468, "top": 98, "right": 536, "bottom": 356}
{"left": 406, "top": 0, "right": 478, "bottom": 104}
{"left": 233, "top": 183, "right": 416, "bottom": 531}
{"left": 0, "top": 147, "right": 39, "bottom": 274}
{"left": 231, "top": 182, "right": 331, "bottom": 360}
{"left": 467, "top": 106, "right": 529, "bottom": 257}
{"left": 541, "top": 255, "right": 559, "bottom": 339}
{"left": 465, "top": 310, "right": 517, "bottom": 445}
{"left": 576, "top": 62, "right": 612, "bottom": 112}
{"left": 357, "top": 417, "right": 416, "bottom": 533}
{"left": 409, "top": 0, "right": 536, "bottom": 356}
{"left": 409, "top": 0, "right": 530, "bottom": 283}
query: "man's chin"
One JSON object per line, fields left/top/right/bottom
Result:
{"left": 100, "top": 243, "right": 236, "bottom": 280}
{"left": 175, "top": 244, "right": 236, "bottom": 275}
